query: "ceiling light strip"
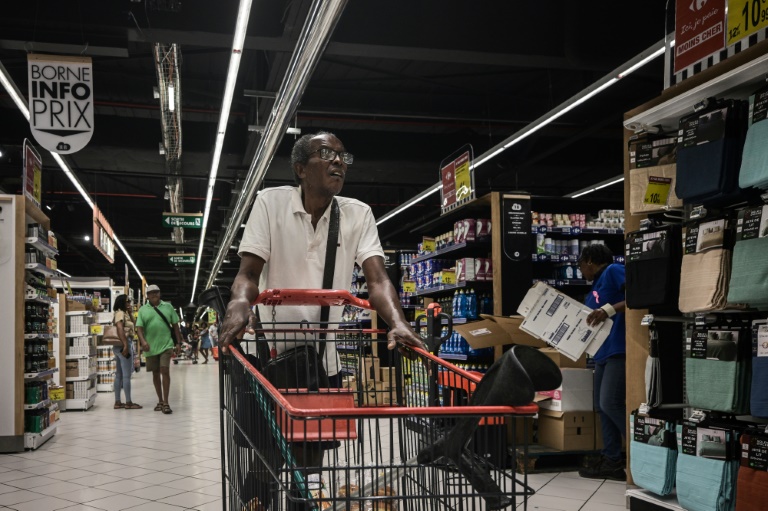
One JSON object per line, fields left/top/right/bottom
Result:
{"left": 567, "top": 175, "right": 625, "bottom": 198}
{"left": 200, "top": 0, "right": 350, "bottom": 298}
{"left": 190, "top": 0, "right": 254, "bottom": 302}
{"left": 0, "top": 59, "right": 144, "bottom": 281}
{"left": 375, "top": 38, "right": 666, "bottom": 225}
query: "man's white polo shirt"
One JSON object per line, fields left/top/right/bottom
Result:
{"left": 238, "top": 186, "right": 384, "bottom": 376}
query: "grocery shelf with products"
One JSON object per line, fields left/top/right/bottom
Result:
{"left": 63, "top": 312, "right": 97, "bottom": 411}
{"left": 619, "top": 39, "right": 768, "bottom": 509}
{"left": 0, "top": 194, "right": 62, "bottom": 452}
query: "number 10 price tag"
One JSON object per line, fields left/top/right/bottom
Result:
{"left": 643, "top": 176, "right": 672, "bottom": 206}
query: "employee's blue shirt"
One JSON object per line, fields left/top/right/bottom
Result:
{"left": 584, "top": 263, "right": 626, "bottom": 361}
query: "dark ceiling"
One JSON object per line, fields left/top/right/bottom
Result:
{"left": 0, "top": 0, "right": 673, "bottom": 307}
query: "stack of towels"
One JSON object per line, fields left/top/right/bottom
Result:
{"left": 626, "top": 224, "right": 682, "bottom": 312}
{"left": 735, "top": 433, "right": 768, "bottom": 511}
{"left": 738, "top": 86, "right": 768, "bottom": 190}
{"left": 629, "top": 413, "right": 677, "bottom": 496}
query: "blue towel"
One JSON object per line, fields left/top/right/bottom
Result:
{"left": 751, "top": 356, "right": 768, "bottom": 418}
{"left": 677, "top": 437, "right": 739, "bottom": 511}
{"left": 630, "top": 415, "right": 677, "bottom": 496}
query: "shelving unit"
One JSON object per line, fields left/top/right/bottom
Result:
{"left": 620, "top": 38, "right": 768, "bottom": 500}
{"left": 64, "top": 312, "right": 97, "bottom": 411}
{"left": 0, "top": 194, "right": 62, "bottom": 452}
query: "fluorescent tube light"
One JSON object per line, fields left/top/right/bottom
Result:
{"left": 566, "top": 175, "right": 625, "bottom": 198}
{"left": 57, "top": 269, "right": 72, "bottom": 278}
{"left": 168, "top": 85, "right": 175, "bottom": 112}
{"left": 191, "top": 0, "right": 254, "bottom": 303}
{"left": 375, "top": 38, "right": 665, "bottom": 226}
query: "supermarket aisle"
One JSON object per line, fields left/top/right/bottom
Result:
{"left": 0, "top": 360, "right": 223, "bottom": 511}
{"left": 0, "top": 359, "right": 627, "bottom": 511}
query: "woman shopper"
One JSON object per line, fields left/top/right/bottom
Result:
{"left": 577, "top": 243, "right": 626, "bottom": 481}
{"left": 113, "top": 294, "right": 142, "bottom": 409}
{"left": 199, "top": 321, "right": 212, "bottom": 363}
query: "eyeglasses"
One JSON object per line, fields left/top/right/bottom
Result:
{"left": 310, "top": 147, "right": 354, "bottom": 165}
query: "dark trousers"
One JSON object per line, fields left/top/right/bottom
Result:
{"left": 594, "top": 355, "right": 626, "bottom": 461}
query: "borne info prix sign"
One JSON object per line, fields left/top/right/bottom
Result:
{"left": 162, "top": 212, "right": 203, "bottom": 229}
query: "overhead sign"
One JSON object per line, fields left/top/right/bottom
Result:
{"left": 439, "top": 145, "right": 475, "bottom": 214}
{"left": 162, "top": 212, "right": 203, "bottom": 229}
{"left": 23, "top": 139, "right": 42, "bottom": 209}
{"left": 726, "top": 0, "right": 768, "bottom": 45}
{"left": 168, "top": 253, "right": 196, "bottom": 265}
{"left": 674, "top": 0, "right": 726, "bottom": 73}
{"left": 27, "top": 54, "right": 94, "bottom": 154}
{"left": 93, "top": 205, "right": 116, "bottom": 264}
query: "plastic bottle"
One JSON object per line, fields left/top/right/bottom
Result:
{"left": 457, "top": 289, "right": 467, "bottom": 319}
{"left": 467, "top": 288, "right": 477, "bottom": 320}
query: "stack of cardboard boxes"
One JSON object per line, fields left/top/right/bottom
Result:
{"left": 344, "top": 357, "right": 401, "bottom": 407}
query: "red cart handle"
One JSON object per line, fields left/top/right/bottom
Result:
{"left": 254, "top": 289, "right": 373, "bottom": 310}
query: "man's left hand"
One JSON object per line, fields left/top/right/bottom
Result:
{"left": 387, "top": 323, "right": 426, "bottom": 356}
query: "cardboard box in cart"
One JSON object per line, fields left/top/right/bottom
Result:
{"left": 452, "top": 315, "right": 547, "bottom": 349}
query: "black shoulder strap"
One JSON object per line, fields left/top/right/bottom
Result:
{"left": 151, "top": 304, "right": 177, "bottom": 342}
{"left": 318, "top": 198, "right": 340, "bottom": 356}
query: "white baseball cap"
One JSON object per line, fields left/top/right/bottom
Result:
{"left": 146, "top": 284, "right": 161, "bottom": 293}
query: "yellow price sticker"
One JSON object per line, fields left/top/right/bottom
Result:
{"left": 402, "top": 281, "right": 416, "bottom": 293}
{"left": 727, "top": 0, "right": 768, "bottom": 45}
{"left": 643, "top": 176, "right": 672, "bottom": 206}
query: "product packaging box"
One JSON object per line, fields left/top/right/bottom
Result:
{"left": 476, "top": 219, "right": 491, "bottom": 239}
{"left": 454, "top": 219, "right": 477, "bottom": 244}
{"left": 452, "top": 315, "right": 547, "bottom": 349}
{"left": 538, "top": 347, "right": 587, "bottom": 369}
{"left": 537, "top": 409, "right": 596, "bottom": 451}
{"left": 536, "top": 368, "right": 594, "bottom": 412}
{"left": 380, "top": 367, "right": 399, "bottom": 387}
{"left": 49, "top": 386, "right": 65, "bottom": 401}
{"left": 66, "top": 300, "right": 86, "bottom": 311}
{"left": 518, "top": 283, "right": 611, "bottom": 361}
{"left": 455, "top": 258, "right": 476, "bottom": 282}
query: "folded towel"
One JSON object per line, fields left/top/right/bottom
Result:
{"left": 677, "top": 447, "right": 739, "bottom": 511}
{"left": 629, "top": 164, "right": 684, "bottom": 215}
{"left": 736, "top": 433, "right": 768, "bottom": 511}
{"left": 738, "top": 91, "right": 768, "bottom": 190}
{"left": 751, "top": 356, "right": 768, "bottom": 418}
{"left": 630, "top": 415, "right": 677, "bottom": 496}
{"left": 686, "top": 358, "right": 740, "bottom": 412}
{"left": 680, "top": 249, "right": 732, "bottom": 313}
{"left": 728, "top": 236, "right": 768, "bottom": 309}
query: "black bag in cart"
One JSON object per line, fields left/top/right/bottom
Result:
{"left": 262, "top": 344, "right": 329, "bottom": 391}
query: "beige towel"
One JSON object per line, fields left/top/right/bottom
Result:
{"left": 679, "top": 249, "right": 731, "bottom": 313}
{"left": 629, "top": 164, "right": 684, "bottom": 215}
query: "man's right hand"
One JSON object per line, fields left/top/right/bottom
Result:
{"left": 218, "top": 299, "right": 251, "bottom": 354}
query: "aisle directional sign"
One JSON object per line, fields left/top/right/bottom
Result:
{"left": 162, "top": 212, "right": 203, "bottom": 229}
{"left": 168, "top": 253, "right": 196, "bottom": 265}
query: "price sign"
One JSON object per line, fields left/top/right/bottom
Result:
{"left": 644, "top": 176, "right": 672, "bottom": 205}
{"left": 727, "top": 0, "right": 768, "bottom": 45}
{"left": 402, "top": 281, "right": 416, "bottom": 293}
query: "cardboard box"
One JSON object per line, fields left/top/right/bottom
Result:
{"left": 360, "top": 357, "right": 381, "bottom": 383}
{"left": 476, "top": 218, "right": 491, "bottom": 239}
{"left": 49, "top": 387, "right": 65, "bottom": 401}
{"left": 507, "top": 416, "right": 535, "bottom": 445}
{"left": 380, "top": 367, "right": 398, "bottom": 386}
{"left": 538, "top": 409, "right": 595, "bottom": 451}
{"left": 537, "top": 368, "right": 593, "bottom": 412}
{"left": 519, "top": 283, "right": 611, "bottom": 361}
{"left": 453, "top": 314, "right": 547, "bottom": 349}
{"left": 539, "top": 347, "right": 587, "bottom": 369}
{"left": 454, "top": 219, "right": 477, "bottom": 244}
{"left": 66, "top": 299, "right": 86, "bottom": 311}
{"left": 66, "top": 390, "right": 74, "bottom": 399}
{"left": 473, "top": 258, "right": 484, "bottom": 281}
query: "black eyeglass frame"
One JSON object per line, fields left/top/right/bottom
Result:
{"left": 309, "top": 147, "right": 354, "bottom": 165}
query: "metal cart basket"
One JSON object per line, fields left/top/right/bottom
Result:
{"left": 217, "top": 289, "right": 539, "bottom": 511}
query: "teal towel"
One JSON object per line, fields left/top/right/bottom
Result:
{"left": 630, "top": 439, "right": 677, "bottom": 495}
{"left": 739, "top": 117, "right": 768, "bottom": 190}
{"left": 686, "top": 358, "right": 740, "bottom": 413}
{"left": 677, "top": 451, "right": 739, "bottom": 511}
{"left": 728, "top": 237, "right": 768, "bottom": 308}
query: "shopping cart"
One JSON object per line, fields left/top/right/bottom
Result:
{"left": 213, "top": 289, "right": 542, "bottom": 511}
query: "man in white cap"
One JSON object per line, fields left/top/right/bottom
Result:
{"left": 136, "top": 284, "right": 184, "bottom": 414}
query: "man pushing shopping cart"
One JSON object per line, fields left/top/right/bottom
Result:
{"left": 215, "top": 132, "right": 562, "bottom": 510}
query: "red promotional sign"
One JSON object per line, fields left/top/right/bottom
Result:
{"left": 441, "top": 160, "right": 457, "bottom": 209}
{"left": 23, "top": 139, "right": 42, "bottom": 209}
{"left": 675, "top": 0, "right": 727, "bottom": 73}
{"left": 93, "top": 204, "right": 116, "bottom": 264}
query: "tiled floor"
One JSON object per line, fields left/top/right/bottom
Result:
{"left": 0, "top": 360, "right": 626, "bottom": 510}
